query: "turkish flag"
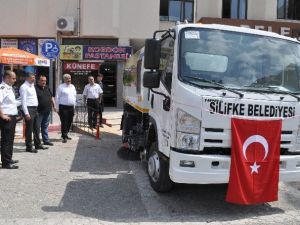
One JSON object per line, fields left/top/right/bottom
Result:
{"left": 226, "top": 118, "right": 282, "bottom": 205}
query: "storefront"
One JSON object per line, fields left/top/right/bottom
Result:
{"left": 0, "top": 38, "right": 56, "bottom": 94}
{"left": 60, "top": 39, "right": 132, "bottom": 107}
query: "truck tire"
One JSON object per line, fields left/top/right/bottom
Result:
{"left": 147, "top": 141, "right": 173, "bottom": 192}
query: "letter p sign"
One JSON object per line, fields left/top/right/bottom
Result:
{"left": 45, "top": 43, "right": 53, "bottom": 52}
{"left": 41, "top": 40, "right": 60, "bottom": 59}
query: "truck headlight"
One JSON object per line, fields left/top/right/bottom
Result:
{"left": 176, "top": 132, "right": 200, "bottom": 150}
{"left": 177, "top": 110, "right": 201, "bottom": 134}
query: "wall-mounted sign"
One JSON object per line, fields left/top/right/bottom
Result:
{"left": 1, "top": 39, "right": 18, "bottom": 48}
{"left": 83, "top": 46, "right": 132, "bottom": 60}
{"left": 18, "top": 39, "right": 37, "bottom": 54}
{"left": 199, "top": 17, "right": 300, "bottom": 41}
{"left": 60, "top": 45, "right": 83, "bottom": 60}
{"left": 38, "top": 39, "right": 56, "bottom": 56}
{"left": 41, "top": 40, "right": 60, "bottom": 59}
{"left": 64, "top": 62, "right": 99, "bottom": 71}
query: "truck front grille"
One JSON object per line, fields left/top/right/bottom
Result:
{"left": 201, "top": 127, "right": 295, "bottom": 152}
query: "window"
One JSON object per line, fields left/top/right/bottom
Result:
{"left": 159, "top": 36, "right": 175, "bottom": 92}
{"left": 278, "top": 0, "right": 300, "bottom": 20}
{"left": 222, "top": 0, "right": 247, "bottom": 19}
{"left": 160, "top": 0, "right": 194, "bottom": 22}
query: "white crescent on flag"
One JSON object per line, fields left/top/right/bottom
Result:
{"left": 242, "top": 135, "right": 269, "bottom": 161}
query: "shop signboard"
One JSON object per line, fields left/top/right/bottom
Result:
{"left": 38, "top": 39, "right": 56, "bottom": 56}
{"left": 199, "top": 17, "right": 300, "bottom": 41}
{"left": 60, "top": 45, "right": 83, "bottom": 60}
{"left": 1, "top": 39, "right": 18, "bottom": 48}
{"left": 63, "top": 61, "right": 99, "bottom": 75}
{"left": 18, "top": 39, "right": 37, "bottom": 54}
{"left": 83, "top": 46, "right": 132, "bottom": 60}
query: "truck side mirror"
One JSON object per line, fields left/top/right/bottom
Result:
{"left": 143, "top": 71, "right": 160, "bottom": 88}
{"left": 144, "top": 39, "right": 161, "bottom": 69}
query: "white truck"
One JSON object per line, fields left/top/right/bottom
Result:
{"left": 122, "top": 23, "right": 300, "bottom": 192}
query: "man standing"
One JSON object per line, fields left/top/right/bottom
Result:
{"left": 0, "top": 70, "right": 19, "bottom": 169}
{"left": 96, "top": 73, "right": 104, "bottom": 127}
{"left": 56, "top": 74, "right": 77, "bottom": 143}
{"left": 83, "top": 76, "right": 103, "bottom": 129}
{"left": 20, "top": 72, "right": 47, "bottom": 153}
{"left": 36, "top": 75, "right": 57, "bottom": 146}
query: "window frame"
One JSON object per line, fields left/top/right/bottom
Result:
{"left": 159, "top": 35, "right": 175, "bottom": 93}
{"left": 222, "top": 0, "right": 248, "bottom": 19}
{"left": 160, "top": 0, "right": 194, "bottom": 22}
{"left": 277, "top": 0, "right": 300, "bottom": 20}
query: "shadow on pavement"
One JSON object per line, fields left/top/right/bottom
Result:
{"left": 42, "top": 131, "right": 285, "bottom": 223}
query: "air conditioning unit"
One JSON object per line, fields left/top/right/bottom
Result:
{"left": 56, "top": 17, "right": 75, "bottom": 33}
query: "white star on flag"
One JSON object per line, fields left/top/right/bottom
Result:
{"left": 250, "top": 162, "right": 261, "bottom": 174}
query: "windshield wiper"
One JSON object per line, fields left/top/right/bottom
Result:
{"left": 266, "top": 86, "right": 300, "bottom": 101}
{"left": 243, "top": 84, "right": 300, "bottom": 101}
{"left": 184, "top": 75, "right": 244, "bottom": 98}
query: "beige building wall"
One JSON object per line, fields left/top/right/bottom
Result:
{"left": 0, "top": 0, "right": 159, "bottom": 39}
{"left": 0, "top": 0, "right": 78, "bottom": 37}
{"left": 195, "top": 0, "right": 222, "bottom": 21}
{"left": 247, "top": 0, "right": 277, "bottom": 21}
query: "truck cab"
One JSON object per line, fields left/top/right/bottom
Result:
{"left": 122, "top": 23, "right": 300, "bottom": 192}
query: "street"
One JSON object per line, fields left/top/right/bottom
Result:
{"left": 0, "top": 111, "right": 300, "bottom": 225}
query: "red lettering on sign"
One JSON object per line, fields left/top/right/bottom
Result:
{"left": 63, "top": 62, "right": 100, "bottom": 71}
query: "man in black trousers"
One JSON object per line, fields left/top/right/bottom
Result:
{"left": 83, "top": 76, "right": 103, "bottom": 129}
{"left": 0, "top": 70, "right": 19, "bottom": 169}
{"left": 56, "top": 74, "right": 77, "bottom": 143}
{"left": 20, "top": 72, "right": 47, "bottom": 153}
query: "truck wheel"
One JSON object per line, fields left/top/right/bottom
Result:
{"left": 147, "top": 142, "right": 173, "bottom": 192}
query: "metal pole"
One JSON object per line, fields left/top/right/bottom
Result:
{"left": 49, "top": 59, "right": 53, "bottom": 124}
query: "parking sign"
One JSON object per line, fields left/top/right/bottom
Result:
{"left": 41, "top": 40, "right": 60, "bottom": 59}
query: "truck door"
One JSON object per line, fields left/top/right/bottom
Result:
{"left": 152, "top": 35, "right": 174, "bottom": 156}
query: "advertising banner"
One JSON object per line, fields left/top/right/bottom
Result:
{"left": 60, "top": 45, "right": 83, "bottom": 60}
{"left": 83, "top": 46, "right": 132, "bottom": 60}
{"left": 1, "top": 39, "right": 18, "bottom": 48}
{"left": 18, "top": 39, "right": 37, "bottom": 54}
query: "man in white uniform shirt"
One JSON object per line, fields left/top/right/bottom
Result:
{"left": 83, "top": 76, "right": 103, "bottom": 128}
{"left": 56, "top": 74, "right": 77, "bottom": 143}
{"left": 0, "top": 71, "right": 19, "bottom": 169}
{"left": 20, "top": 72, "right": 47, "bottom": 153}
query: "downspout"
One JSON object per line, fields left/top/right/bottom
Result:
{"left": 77, "top": 0, "right": 81, "bottom": 37}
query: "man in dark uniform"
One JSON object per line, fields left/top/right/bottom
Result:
{"left": 0, "top": 70, "right": 19, "bottom": 169}
{"left": 96, "top": 73, "right": 104, "bottom": 127}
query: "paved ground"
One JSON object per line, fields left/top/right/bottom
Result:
{"left": 1, "top": 109, "right": 300, "bottom": 224}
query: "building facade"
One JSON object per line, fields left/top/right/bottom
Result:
{"left": 0, "top": 0, "right": 299, "bottom": 107}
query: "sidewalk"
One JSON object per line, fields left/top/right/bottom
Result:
{"left": 15, "top": 107, "right": 123, "bottom": 139}
{"left": 15, "top": 112, "right": 61, "bottom": 139}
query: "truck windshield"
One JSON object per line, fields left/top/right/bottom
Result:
{"left": 180, "top": 28, "right": 300, "bottom": 93}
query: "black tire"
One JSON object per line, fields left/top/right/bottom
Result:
{"left": 147, "top": 141, "right": 173, "bottom": 192}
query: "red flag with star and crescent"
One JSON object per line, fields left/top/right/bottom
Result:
{"left": 226, "top": 118, "right": 282, "bottom": 205}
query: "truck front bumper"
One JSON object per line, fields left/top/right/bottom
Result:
{"left": 169, "top": 150, "right": 300, "bottom": 184}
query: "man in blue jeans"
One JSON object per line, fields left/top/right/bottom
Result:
{"left": 35, "top": 75, "right": 57, "bottom": 146}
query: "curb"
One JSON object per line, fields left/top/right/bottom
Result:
{"left": 48, "top": 124, "right": 60, "bottom": 132}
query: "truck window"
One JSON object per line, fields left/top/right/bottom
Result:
{"left": 137, "top": 59, "right": 142, "bottom": 94}
{"left": 179, "top": 28, "right": 300, "bottom": 93}
{"left": 159, "top": 36, "right": 174, "bottom": 93}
